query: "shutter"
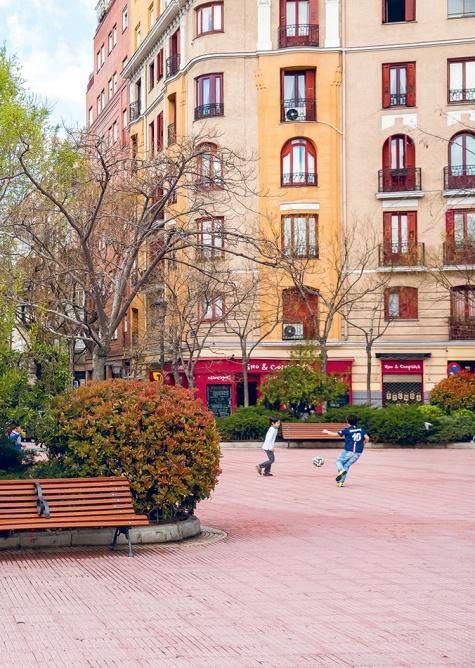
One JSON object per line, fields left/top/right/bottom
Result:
{"left": 279, "top": 0, "right": 286, "bottom": 27}
{"left": 176, "top": 29, "right": 181, "bottom": 57}
{"left": 408, "top": 212, "right": 417, "bottom": 244}
{"left": 305, "top": 69, "right": 316, "bottom": 121}
{"left": 400, "top": 287, "right": 418, "bottom": 319}
{"left": 382, "top": 64, "right": 391, "bottom": 109}
{"left": 309, "top": 0, "right": 318, "bottom": 22}
{"left": 405, "top": 0, "right": 416, "bottom": 21}
{"left": 383, "top": 212, "right": 392, "bottom": 258}
{"left": 446, "top": 210, "right": 455, "bottom": 263}
{"left": 405, "top": 136, "right": 415, "bottom": 169}
{"left": 383, "top": 137, "right": 392, "bottom": 170}
{"left": 384, "top": 289, "right": 390, "bottom": 320}
{"left": 406, "top": 63, "right": 416, "bottom": 107}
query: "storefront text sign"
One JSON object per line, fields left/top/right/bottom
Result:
{"left": 381, "top": 361, "right": 423, "bottom": 375}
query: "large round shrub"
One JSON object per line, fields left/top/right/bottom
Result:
{"left": 41, "top": 380, "right": 221, "bottom": 520}
{"left": 430, "top": 372, "right": 475, "bottom": 413}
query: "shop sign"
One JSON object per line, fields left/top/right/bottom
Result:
{"left": 381, "top": 360, "right": 423, "bottom": 375}
{"left": 206, "top": 374, "right": 233, "bottom": 382}
{"left": 247, "top": 361, "right": 287, "bottom": 373}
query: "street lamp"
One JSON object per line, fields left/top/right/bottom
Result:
{"left": 152, "top": 299, "right": 168, "bottom": 372}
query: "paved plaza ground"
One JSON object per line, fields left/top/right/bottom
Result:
{"left": 0, "top": 448, "right": 473, "bottom": 667}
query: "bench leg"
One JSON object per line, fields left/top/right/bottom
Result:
{"left": 110, "top": 527, "right": 134, "bottom": 557}
{"left": 110, "top": 528, "right": 119, "bottom": 551}
{"left": 125, "top": 528, "right": 134, "bottom": 558}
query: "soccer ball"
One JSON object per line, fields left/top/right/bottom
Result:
{"left": 313, "top": 456, "right": 325, "bottom": 467}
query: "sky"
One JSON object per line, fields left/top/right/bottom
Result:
{"left": 0, "top": 0, "right": 96, "bottom": 128}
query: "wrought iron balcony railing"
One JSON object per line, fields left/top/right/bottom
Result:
{"left": 194, "top": 103, "right": 224, "bottom": 120}
{"left": 378, "top": 242, "right": 425, "bottom": 267}
{"left": 443, "top": 240, "right": 475, "bottom": 265}
{"left": 281, "top": 172, "right": 317, "bottom": 187}
{"left": 281, "top": 98, "right": 316, "bottom": 122}
{"left": 166, "top": 54, "right": 180, "bottom": 78}
{"left": 378, "top": 168, "right": 422, "bottom": 193}
{"left": 389, "top": 92, "right": 407, "bottom": 106}
{"left": 444, "top": 165, "right": 475, "bottom": 190}
{"left": 449, "top": 316, "right": 475, "bottom": 340}
{"left": 279, "top": 24, "right": 319, "bottom": 48}
{"left": 448, "top": 88, "right": 475, "bottom": 103}
{"left": 129, "top": 100, "right": 141, "bottom": 122}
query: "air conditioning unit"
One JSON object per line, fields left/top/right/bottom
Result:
{"left": 286, "top": 108, "right": 299, "bottom": 121}
{"left": 282, "top": 323, "right": 304, "bottom": 340}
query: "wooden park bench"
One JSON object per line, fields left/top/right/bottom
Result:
{"left": 281, "top": 422, "right": 347, "bottom": 446}
{"left": 0, "top": 477, "right": 149, "bottom": 557}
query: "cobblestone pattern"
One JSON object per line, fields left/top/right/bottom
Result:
{"left": 0, "top": 449, "right": 473, "bottom": 667}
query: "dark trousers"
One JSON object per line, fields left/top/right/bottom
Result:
{"left": 259, "top": 450, "right": 275, "bottom": 473}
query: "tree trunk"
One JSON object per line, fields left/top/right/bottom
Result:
{"left": 366, "top": 341, "right": 372, "bottom": 406}
{"left": 320, "top": 341, "right": 329, "bottom": 375}
{"left": 242, "top": 355, "right": 249, "bottom": 408}
{"left": 92, "top": 346, "right": 108, "bottom": 380}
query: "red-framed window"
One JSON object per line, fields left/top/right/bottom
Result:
{"left": 451, "top": 286, "right": 475, "bottom": 319}
{"left": 279, "top": 0, "right": 319, "bottom": 46}
{"left": 196, "top": 142, "right": 223, "bottom": 187}
{"left": 281, "top": 137, "right": 317, "bottom": 187}
{"left": 282, "top": 286, "right": 318, "bottom": 339}
{"left": 281, "top": 214, "right": 318, "bottom": 257}
{"left": 195, "top": 73, "right": 224, "bottom": 119}
{"left": 384, "top": 287, "right": 418, "bottom": 320}
{"left": 383, "top": 211, "right": 417, "bottom": 256}
{"left": 157, "top": 49, "right": 164, "bottom": 81}
{"left": 381, "top": 134, "right": 416, "bottom": 191}
{"left": 281, "top": 69, "right": 316, "bottom": 122}
{"left": 196, "top": 2, "right": 223, "bottom": 36}
{"left": 382, "top": 63, "right": 415, "bottom": 108}
{"left": 201, "top": 295, "right": 224, "bottom": 321}
{"left": 449, "top": 131, "right": 475, "bottom": 174}
{"left": 447, "top": 209, "right": 475, "bottom": 247}
{"left": 149, "top": 60, "right": 155, "bottom": 91}
{"left": 448, "top": 58, "right": 475, "bottom": 104}
{"left": 383, "top": 0, "right": 415, "bottom": 23}
{"left": 149, "top": 120, "right": 155, "bottom": 157}
{"left": 157, "top": 112, "right": 164, "bottom": 151}
{"left": 197, "top": 217, "right": 224, "bottom": 259}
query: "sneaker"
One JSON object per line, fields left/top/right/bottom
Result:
{"left": 336, "top": 470, "right": 347, "bottom": 483}
{"left": 256, "top": 465, "right": 262, "bottom": 475}
{"left": 263, "top": 473, "right": 273, "bottom": 477}
{"left": 337, "top": 481, "right": 345, "bottom": 487}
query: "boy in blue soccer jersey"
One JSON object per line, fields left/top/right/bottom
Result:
{"left": 322, "top": 414, "right": 369, "bottom": 487}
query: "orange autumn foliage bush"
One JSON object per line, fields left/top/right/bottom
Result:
{"left": 42, "top": 380, "right": 221, "bottom": 520}
{"left": 430, "top": 372, "right": 475, "bottom": 413}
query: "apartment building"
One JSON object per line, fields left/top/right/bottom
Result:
{"left": 343, "top": 0, "right": 475, "bottom": 405}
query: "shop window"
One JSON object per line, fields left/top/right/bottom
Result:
{"left": 197, "top": 217, "right": 224, "bottom": 259}
{"left": 383, "top": 0, "right": 415, "bottom": 23}
{"left": 282, "top": 214, "right": 318, "bottom": 257}
{"left": 196, "top": 2, "right": 223, "bottom": 36}
{"left": 281, "top": 137, "right": 317, "bottom": 187}
{"left": 281, "top": 69, "right": 316, "bottom": 122}
{"left": 382, "top": 63, "right": 416, "bottom": 108}
{"left": 448, "top": 58, "right": 475, "bottom": 103}
{"left": 196, "top": 142, "right": 223, "bottom": 187}
{"left": 282, "top": 286, "right": 318, "bottom": 339}
{"left": 195, "top": 74, "right": 224, "bottom": 120}
{"left": 384, "top": 287, "right": 418, "bottom": 320}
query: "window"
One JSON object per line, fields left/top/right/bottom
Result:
{"left": 135, "top": 24, "right": 142, "bottom": 48}
{"left": 382, "top": 63, "right": 416, "bottom": 108}
{"left": 167, "top": 30, "right": 180, "bottom": 77}
{"left": 282, "top": 215, "right": 318, "bottom": 257}
{"left": 131, "top": 308, "right": 139, "bottom": 345}
{"left": 383, "top": 0, "right": 415, "bottom": 23}
{"left": 113, "top": 122, "right": 119, "bottom": 143}
{"left": 279, "top": 0, "right": 319, "bottom": 47}
{"left": 122, "top": 5, "right": 128, "bottom": 31}
{"left": 148, "top": 3, "right": 156, "bottom": 28}
{"left": 101, "top": 89, "right": 105, "bottom": 110}
{"left": 447, "top": 132, "right": 475, "bottom": 188}
{"left": 197, "top": 217, "right": 224, "bottom": 258}
{"left": 96, "top": 51, "right": 101, "bottom": 73}
{"left": 101, "top": 44, "right": 105, "bottom": 66}
{"left": 281, "top": 137, "right": 317, "bottom": 186}
{"left": 97, "top": 95, "right": 101, "bottom": 115}
{"left": 113, "top": 24, "right": 118, "bottom": 46}
{"left": 445, "top": 209, "right": 475, "bottom": 262}
{"left": 201, "top": 295, "right": 224, "bottom": 321}
{"left": 108, "top": 78, "right": 113, "bottom": 99}
{"left": 448, "top": 0, "right": 475, "bottom": 17}
{"left": 88, "top": 107, "right": 93, "bottom": 126}
{"left": 281, "top": 69, "right": 316, "bottom": 122}
{"left": 196, "top": 2, "right": 223, "bottom": 36}
{"left": 108, "top": 31, "right": 113, "bottom": 53}
{"left": 157, "top": 111, "right": 164, "bottom": 150}
{"left": 113, "top": 72, "right": 118, "bottom": 94}
{"left": 149, "top": 60, "right": 155, "bottom": 91}
{"left": 282, "top": 286, "right": 318, "bottom": 339}
{"left": 197, "top": 142, "right": 223, "bottom": 186}
{"left": 195, "top": 74, "right": 224, "bottom": 119}
{"left": 381, "top": 134, "right": 417, "bottom": 191}
{"left": 122, "top": 56, "right": 128, "bottom": 70}
{"left": 122, "top": 108, "right": 128, "bottom": 144}
{"left": 149, "top": 120, "right": 155, "bottom": 156}
{"left": 382, "top": 212, "right": 417, "bottom": 264}
{"left": 384, "top": 287, "right": 418, "bottom": 320}
{"left": 451, "top": 286, "right": 475, "bottom": 318}
{"left": 157, "top": 49, "right": 164, "bottom": 81}
{"left": 448, "top": 58, "right": 475, "bottom": 103}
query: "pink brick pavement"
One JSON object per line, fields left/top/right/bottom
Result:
{"left": 0, "top": 448, "right": 473, "bottom": 667}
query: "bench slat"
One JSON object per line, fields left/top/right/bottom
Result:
{"left": 281, "top": 423, "right": 347, "bottom": 440}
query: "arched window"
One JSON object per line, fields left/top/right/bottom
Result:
{"left": 450, "top": 285, "right": 475, "bottom": 339}
{"left": 196, "top": 142, "right": 223, "bottom": 187}
{"left": 381, "top": 134, "right": 417, "bottom": 192}
{"left": 281, "top": 138, "right": 317, "bottom": 187}
{"left": 447, "top": 132, "right": 475, "bottom": 189}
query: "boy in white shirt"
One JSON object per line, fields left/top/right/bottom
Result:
{"left": 256, "top": 417, "right": 281, "bottom": 477}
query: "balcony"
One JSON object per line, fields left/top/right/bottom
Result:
{"left": 389, "top": 92, "right": 407, "bottom": 106}
{"left": 166, "top": 54, "right": 180, "bottom": 78}
{"left": 281, "top": 98, "right": 316, "bottom": 122}
{"left": 279, "top": 24, "right": 319, "bottom": 48}
{"left": 168, "top": 123, "right": 176, "bottom": 145}
{"left": 378, "top": 242, "right": 425, "bottom": 267}
{"left": 378, "top": 168, "right": 422, "bottom": 193}
{"left": 449, "top": 316, "right": 475, "bottom": 340}
{"left": 281, "top": 172, "right": 317, "bottom": 187}
{"left": 448, "top": 88, "right": 475, "bottom": 103}
{"left": 129, "top": 101, "right": 141, "bottom": 122}
{"left": 194, "top": 103, "right": 224, "bottom": 121}
{"left": 443, "top": 240, "right": 475, "bottom": 265}
{"left": 444, "top": 165, "right": 475, "bottom": 191}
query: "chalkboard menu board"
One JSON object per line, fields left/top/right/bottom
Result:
{"left": 207, "top": 384, "right": 232, "bottom": 417}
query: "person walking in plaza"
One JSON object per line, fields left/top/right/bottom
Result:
{"left": 256, "top": 417, "right": 281, "bottom": 477}
{"left": 322, "top": 414, "right": 369, "bottom": 486}
{"left": 7, "top": 425, "right": 24, "bottom": 451}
